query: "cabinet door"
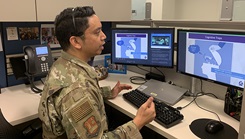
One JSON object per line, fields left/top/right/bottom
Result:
{"left": 36, "top": 0, "right": 131, "bottom": 21}
{"left": 0, "top": 0, "right": 36, "bottom": 21}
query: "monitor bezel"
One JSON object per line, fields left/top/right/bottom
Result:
{"left": 111, "top": 27, "right": 175, "bottom": 68}
{"left": 176, "top": 29, "right": 245, "bottom": 90}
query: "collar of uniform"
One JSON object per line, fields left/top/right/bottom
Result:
{"left": 60, "top": 51, "right": 97, "bottom": 79}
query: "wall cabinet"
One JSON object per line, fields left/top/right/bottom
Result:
{"left": 0, "top": 0, "right": 36, "bottom": 21}
{"left": 0, "top": 0, "right": 131, "bottom": 22}
{"left": 36, "top": 0, "right": 131, "bottom": 21}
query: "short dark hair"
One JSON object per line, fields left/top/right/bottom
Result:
{"left": 54, "top": 6, "right": 95, "bottom": 51}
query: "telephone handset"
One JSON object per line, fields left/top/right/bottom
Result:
{"left": 23, "top": 45, "right": 53, "bottom": 76}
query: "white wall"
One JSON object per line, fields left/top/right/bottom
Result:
{"left": 146, "top": 0, "right": 163, "bottom": 20}
{"left": 233, "top": 0, "right": 245, "bottom": 21}
{"left": 131, "top": 0, "right": 146, "bottom": 20}
{"left": 174, "top": 0, "right": 222, "bottom": 21}
{"left": 133, "top": 0, "right": 222, "bottom": 20}
{"left": 147, "top": 0, "right": 222, "bottom": 21}
{"left": 162, "top": 0, "right": 176, "bottom": 20}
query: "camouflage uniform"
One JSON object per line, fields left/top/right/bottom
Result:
{"left": 38, "top": 51, "right": 142, "bottom": 139}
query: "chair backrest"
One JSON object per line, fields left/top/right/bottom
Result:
{"left": 0, "top": 109, "right": 25, "bottom": 139}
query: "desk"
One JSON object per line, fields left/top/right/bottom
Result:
{"left": 0, "top": 82, "right": 41, "bottom": 126}
{"left": 100, "top": 71, "right": 240, "bottom": 139}
{"left": 0, "top": 71, "right": 240, "bottom": 139}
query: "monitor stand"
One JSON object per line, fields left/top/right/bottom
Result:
{"left": 191, "top": 77, "right": 197, "bottom": 94}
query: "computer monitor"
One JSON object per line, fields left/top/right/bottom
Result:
{"left": 177, "top": 29, "right": 245, "bottom": 90}
{"left": 111, "top": 28, "right": 175, "bottom": 68}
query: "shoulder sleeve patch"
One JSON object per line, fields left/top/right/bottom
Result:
{"left": 71, "top": 101, "right": 92, "bottom": 123}
{"left": 84, "top": 116, "right": 101, "bottom": 138}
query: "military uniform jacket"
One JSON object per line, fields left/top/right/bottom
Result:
{"left": 38, "top": 51, "right": 142, "bottom": 139}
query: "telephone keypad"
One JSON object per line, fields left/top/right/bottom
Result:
{"left": 41, "top": 63, "right": 49, "bottom": 72}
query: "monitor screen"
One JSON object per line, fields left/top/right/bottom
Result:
{"left": 177, "top": 29, "right": 245, "bottom": 90}
{"left": 111, "top": 28, "right": 175, "bottom": 68}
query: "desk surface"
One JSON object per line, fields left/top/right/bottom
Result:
{"left": 0, "top": 71, "right": 240, "bottom": 139}
{"left": 0, "top": 82, "right": 41, "bottom": 126}
{"left": 100, "top": 71, "right": 240, "bottom": 139}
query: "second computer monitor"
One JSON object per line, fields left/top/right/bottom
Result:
{"left": 177, "top": 29, "right": 245, "bottom": 90}
{"left": 111, "top": 28, "right": 175, "bottom": 68}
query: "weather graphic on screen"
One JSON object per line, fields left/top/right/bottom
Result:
{"left": 115, "top": 33, "right": 148, "bottom": 60}
{"left": 186, "top": 33, "right": 245, "bottom": 88}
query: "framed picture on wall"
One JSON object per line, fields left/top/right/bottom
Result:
{"left": 104, "top": 55, "right": 127, "bottom": 74}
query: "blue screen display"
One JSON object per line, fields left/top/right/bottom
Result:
{"left": 177, "top": 29, "right": 245, "bottom": 89}
{"left": 111, "top": 28, "right": 175, "bottom": 68}
{"left": 36, "top": 46, "right": 48, "bottom": 55}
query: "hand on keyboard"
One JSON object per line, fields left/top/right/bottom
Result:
{"left": 123, "top": 89, "right": 184, "bottom": 128}
{"left": 133, "top": 97, "right": 156, "bottom": 130}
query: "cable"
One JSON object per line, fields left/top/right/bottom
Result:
{"left": 194, "top": 92, "right": 222, "bottom": 122}
{"left": 178, "top": 78, "right": 219, "bottom": 112}
{"left": 136, "top": 65, "right": 151, "bottom": 73}
{"left": 199, "top": 79, "right": 218, "bottom": 99}
{"left": 27, "top": 75, "right": 43, "bottom": 93}
{"left": 129, "top": 76, "right": 147, "bottom": 85}
{"left": 177, "top": 91, "right": 203, "bottom": 110}
{"left": 177, "top": 90, "right": 218, "bottom": 110}
{"left": 154, "top": 67, "right": 164, "bottom": 76}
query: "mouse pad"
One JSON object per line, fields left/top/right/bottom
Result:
{"left": 189, "top": 118, "right": 238, "bottom": 139}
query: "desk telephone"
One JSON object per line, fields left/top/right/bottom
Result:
{"left": 23, "top": 45, "right": 53, "bottom": 93}
{"left": 23, "top": 45, "right": 53, "bottom": 76}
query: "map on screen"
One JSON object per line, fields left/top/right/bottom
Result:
{"left": 185, "top": 33, "right": 245, "bottom": 88}
{"left": 115, "top": 33, "right": 148, "bottom": 60}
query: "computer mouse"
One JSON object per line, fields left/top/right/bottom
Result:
{"left": 205, "top": 120, "right": 224, "bottom": 134}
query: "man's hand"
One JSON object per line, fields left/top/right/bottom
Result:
{"left": 133, "top": 97, "right": 156, "bottom": 130}
{"left": 111, "top": 81, "right": 132, "bottom": 99}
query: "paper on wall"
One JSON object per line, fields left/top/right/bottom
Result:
{"left": 6, "top": 27, "right": 18, "bottom": 41}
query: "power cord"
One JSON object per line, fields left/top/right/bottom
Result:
{"left": 154, "top": 67, "right": 165, "bottom": 76}
{"left": 136, "top": 65, "right": 151, "bottom": 73}
{"left": 194, "top": 92, "right": 222, "bottom": 122}
{"left": 177, "top": 79, "right": 218, "bottom": 110}
{"left": 178, "top": 90, "right": 222, "bottom": 123}
{"left": 176, "top": 91, "right": 203, "bottom": 110}
{"left": 177, "top": 91, "right": 218, "bottom": 110}
{"left": 129, "top": 76, "right": 147, "bottom": 85}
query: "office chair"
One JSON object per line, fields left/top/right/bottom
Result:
{"left": 0, "top": 109, "right": 25, "bottom": 139}
{"left": 0, "top": 109, "right": 42, "bottom": 139}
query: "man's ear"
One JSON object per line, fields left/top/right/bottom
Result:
{"left": 69, "top": 36, "right": 82, "bottom": 49}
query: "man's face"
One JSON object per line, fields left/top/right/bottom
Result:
{"left": 81, "top": 15, "right": 106, "bottom": 58}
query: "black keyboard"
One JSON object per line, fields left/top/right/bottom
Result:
{"left": 123, "top": 89, "right": 184, "bottom": 128}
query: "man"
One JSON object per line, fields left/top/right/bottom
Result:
{"left": 38, "top": 6, "right": 156, "bottom": 139}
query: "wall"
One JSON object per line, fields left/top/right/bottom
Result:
{"left": 162, "top": 0, "right": 176, "bottom": 20}
{"left": 175, "top": 0, "right": 222, "bottom": 21}
{"left": 0, "top": 24, "right": 7, "bottom": 88}
{"left": 145, "top": 0, "right": 222, "bottom": 21}
{"left": 0, "top": 22, "right": 112, "bottom": 88}
{"left": 233, "top": 0, "right": 245, "bottom": 21}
